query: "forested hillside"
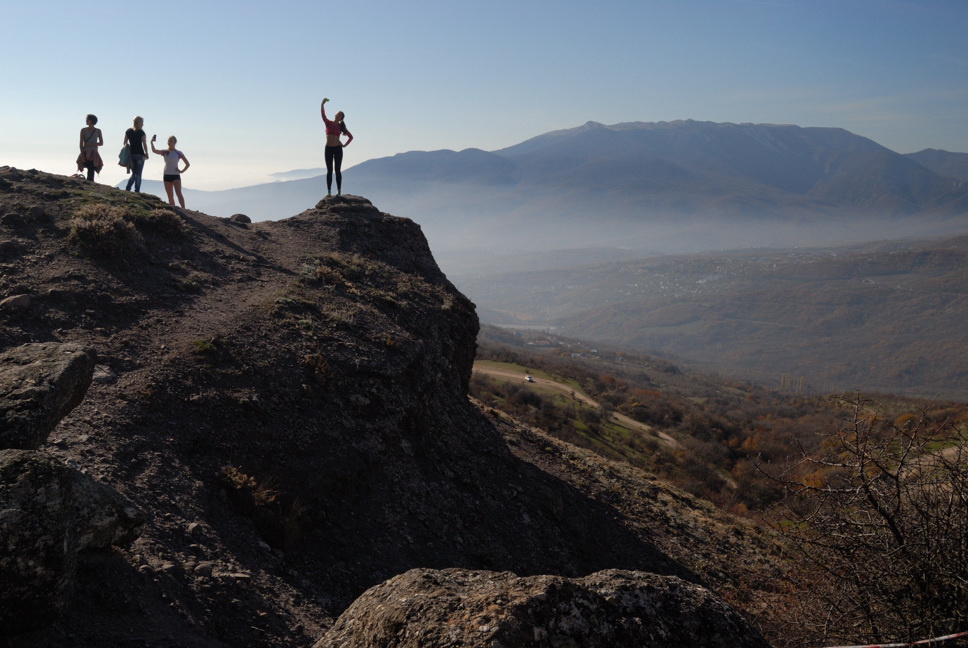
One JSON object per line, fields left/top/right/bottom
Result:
{"left": 472, "top": 325, "right": 968, "bottom": 644}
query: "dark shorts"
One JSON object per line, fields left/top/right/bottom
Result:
{"left": 163, "top": 174, "right": 180, "bottom": 183}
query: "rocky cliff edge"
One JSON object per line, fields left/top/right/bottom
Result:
{"left": 0, "top": 167, "right": 780, "bottom": 647}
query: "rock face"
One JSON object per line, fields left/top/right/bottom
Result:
{"left": 315, "top": 568, "right": 771, "bottom": 648}
{"left": 0, "top": 341, "right": 142, "bottom": 637}
{"left": 0, "top": 293, "right": 30, "bottom": 315}
{"left": 0, "top": 343, "right": 96, "bottom": 449}
{"left": 0, "top": 449, "right": 143, "bottom": 635}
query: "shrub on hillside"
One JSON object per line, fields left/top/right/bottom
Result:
{"left": 218, "top": 466, "right": 304, "bottom": 550}
{"left": 191, "top": 339, "right": 218, "bottom": 361}
{"left": 772, "top": 397, "right": 968, "bottom": 644}
{"left": 68, "top": 204, "right": 144, "bottom": 257}
{"left": 130, "top": 208, "right": 186, "bottom": 237}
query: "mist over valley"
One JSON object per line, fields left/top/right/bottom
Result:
{"left": 465, "top": 235, "right": 968, "bottom": 399}
{"left": 134, "top": 120, "right": 968, "bottom": 267}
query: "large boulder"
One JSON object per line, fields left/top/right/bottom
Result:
{"left": 0, "top": 449, "right": 143, "bottom": 636}
{"left": 314, "top": 568, "right": 770, "bottom": 648}
{"left": 0, "top": 343, "right": 96, "bottom": 449}
{"left": 0, "top": 294, "right": 30, "bottom": 315}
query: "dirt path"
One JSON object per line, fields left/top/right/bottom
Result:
{"left": 472, "top": 364, "right": 679, "bottom": 449}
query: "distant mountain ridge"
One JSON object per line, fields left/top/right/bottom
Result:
{"left": 905, "top": 148, "right": 968, "bottom": 183}
{"left": 126, "top": 120, "right": 968, "bottom": 276}
{"left": 349, "top": 120, "right": 968, "bottom": 265}
{"left": 354, "top": 120, "right": 966, "bottom": 215}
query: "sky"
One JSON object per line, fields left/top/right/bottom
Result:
{"left": 2, "top": 0, "right": 967, "bottom": 191}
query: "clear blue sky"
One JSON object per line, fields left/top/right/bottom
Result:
{"left": 3, "top": 0, "right": 967, "bottom": 190}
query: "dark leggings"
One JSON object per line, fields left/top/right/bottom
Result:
{"left": 325, "top": 145, "right": 343, "bottom": 193}
{"left": 84, "top": 162, "right": 96, "bottom": 182}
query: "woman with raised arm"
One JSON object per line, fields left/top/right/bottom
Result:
{"left": 150, "top": 134, "right": 190, "bottom": 208}
{"left": 77, "top": 114, "right": 104, "bottom": 181}
{"left": 321, "top": 98, "right": 353, "bottom": 197}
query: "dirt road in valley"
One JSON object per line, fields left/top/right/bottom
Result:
{"left": 472, "top": 364, "right": 679, "bottom": 449}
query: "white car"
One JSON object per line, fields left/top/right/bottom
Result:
{"left": 525, "top": 375, "right": 535, "bottom": 383}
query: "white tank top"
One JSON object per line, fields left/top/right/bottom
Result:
{"left": 163, "top": 150, "right": 182, "bottom": 175}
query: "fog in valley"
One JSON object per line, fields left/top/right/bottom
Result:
{"left": 131, "top": 175, "right": 968, "bottom": 281}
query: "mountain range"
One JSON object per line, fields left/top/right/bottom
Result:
{"left": 906, "top": 148, "right": 968, "bottom": 183}
{"left": 136, "top": 120, "right": 968, "bottom": 277}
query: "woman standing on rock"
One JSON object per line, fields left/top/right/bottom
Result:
{"left": 321, "top": 98, "right": 353, "bottom": 197}
{"left": 150, "top": 134, "right": 190, "bottom": 208}
{"left": 76, "top": 114, "right": 104, "bottom": 181}
{"left": 123, "top": 116, "right": 149, "bottom": 192}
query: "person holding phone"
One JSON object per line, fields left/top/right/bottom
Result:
{"left": 321, "top": 98, "right": 353, "bottom": 197}
{"left": 151, "top": 134, "right": 190, "bottom": 208}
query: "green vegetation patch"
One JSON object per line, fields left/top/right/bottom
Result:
{"left": 191, "top": 338, "right": 219, "bottom": 361}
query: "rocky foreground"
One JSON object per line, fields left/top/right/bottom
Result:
{"left": 0, "top": 167, "right": 784, "bottom": 646}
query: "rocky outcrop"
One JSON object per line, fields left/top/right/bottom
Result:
{"left": 0, "top": 342, "right": 96, "bottom": 449}
{"left": 0, "top": 169, "right": 782, "bottom": 646}
{"left": 0, "top": 341, "right": 142, "bottom": 637}
{"left": 0, "top": 293, "right": 30, "bottom": 315}
{"left": 314, "top": 568, "right": 771, "bottom": 648}
{"left": 0, "top": 449, "right": 143, "bottom": 636}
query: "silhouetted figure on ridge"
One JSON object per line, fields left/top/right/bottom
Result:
{"left": 321, "top": 97, "right": 353, "bottom": 197}
{"left": 76, "top": 114, "right": 104, "bottom": 182}
{"left": 123, "top": 116, "right": 149, "bottom": 192}
{"left": 150, "top": 134, "right": 190, "bottom": 208}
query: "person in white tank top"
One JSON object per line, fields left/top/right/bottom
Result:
{"left": 150, "top": 134, "right": 190, "bottom": 208}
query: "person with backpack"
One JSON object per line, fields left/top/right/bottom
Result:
{"left": 76, "top": 114, "right": 104, "bottom": 181}
{"left": 150, "top": 134, "right": 190, "bottom": 208}
{"left": 123, "top": 116, "right": 149, "bottom": 192}
{"left": 321, "top": 98, "right": 353, "bottom": 197}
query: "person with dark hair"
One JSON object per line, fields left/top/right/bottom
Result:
{"left": 150, "top": 134, "right": 190, "bottom": 208}
{"left": 123, "top": 116, "right": 149, "bottom": 192}
{"left": 77, "top": 114, "right": 104, "bottom": 181}
{"left": 320, "top": 98, "right": 353, "bottom": 197}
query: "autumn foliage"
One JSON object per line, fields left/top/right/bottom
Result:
{"left": 769, "top": 398, "right": 968, "bottom": 644}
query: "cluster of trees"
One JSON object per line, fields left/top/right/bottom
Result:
{"left": 474, "top": 336, "right": 836, "bottom": 511}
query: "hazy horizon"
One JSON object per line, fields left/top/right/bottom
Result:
{"left": 2, "top": 0, "right": 967, "bottom": 191}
